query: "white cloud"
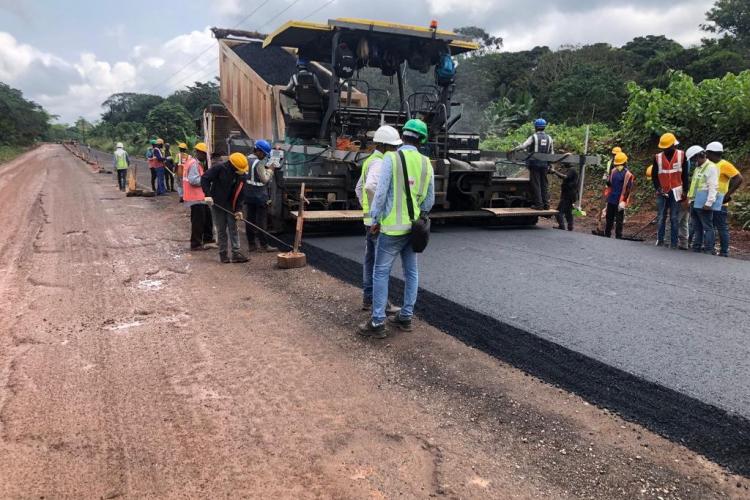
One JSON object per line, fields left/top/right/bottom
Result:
{"left": 216, "top": 0, "right": 242, "bottom": 15}
{"left": 0, "top": 31, "right": 66, "bottom": 80}
{"left": 426, "top": 0, "right": 492, "bottom": 16}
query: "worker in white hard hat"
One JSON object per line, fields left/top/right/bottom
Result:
{"left": 705, "top": 141, "right": 744, "bottom": 257}
{"left": 355, "top": 125, "right": 402, "bottom": 315}
{"left": 686, "top": 146, "right": 720, "bottom": 254}
{"left": 112, "top": 142, "right": 130, "bottom": 191}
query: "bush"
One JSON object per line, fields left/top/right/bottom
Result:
{"left": 733, "top": 192, "right": 750, "bottom": 230}
{"left": 481, "top": 122, "right": 616, "bottom": 156}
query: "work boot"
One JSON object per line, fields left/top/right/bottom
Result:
{"left": 387, "top": 314, "right": 413, "bottom": 332}
{"left": 231, "top": 252, "right": 249, "bottom": 263}
{"left": 386, "top": 303, "right": 401, "bottom": 316}
{"left": 555, "top": 225, "right": 565, "bottom": 230}
{"left": 655, "top": 240, "right": 665, "bottom": 247}
{"left": 362, "top": 300, "right": 372, "bottom": 311}
{"left": 357, "top": 320, "right": 387, "bottom": 339}
{"left": 219, "top": 252, "right": 230, "bottom": 264}
{"left": 203, "top": 242, "right": 218, "bottom": 250}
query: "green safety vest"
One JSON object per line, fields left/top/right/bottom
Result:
{"left": 380, "top": 149, "right": 433, "bottom": 236}
{"left": 688, "top": 159, "right": 717, "bottom": 199}
{"left": 114, "top": 150, "right": 128, "bottom": 170}
{"left": 360, "top": 150, "right": 383, "bottom": 226}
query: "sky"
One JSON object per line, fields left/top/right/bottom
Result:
{"left": 0, "top": 0, "right": 716, "bottom": 123}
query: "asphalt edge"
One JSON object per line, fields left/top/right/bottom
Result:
{"left": 301, "top": 240, "right": 750, "bottom": 477}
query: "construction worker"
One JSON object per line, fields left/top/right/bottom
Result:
{"left": 113, "top": 142, "right": 130, "bottom": 191}
{"left": 652, "top": 133, "right": 688, "bottom": 249}
{"left": 282, "top": 57, "right": 328, "bottom": 101}
{"left": 183, "top": 142, "right": 216, "bottom": 250}
{"left": 359, "top": 119, "right": 435, "bottom": 339}
{"left": 151, "top": 138, "right": 168, "bottom": 195}
{"left": 550, "top": 164, "right": 578, "bottom": 231}
{"left": 355, "top": 125, "right": 403, "bottom": 313}
{"left": 201, "top": 152, "right": 249, "bottom": 263}
{"left": 686, "top": 146, "right": 720, "bottom": 254}
{"left": 243, "top": 139, "right": 278, "bottom": 253}
{"left": 511, "top": 118, "right": 553, "bottom": 210}
{"left": 163, "top": 142, "right": 175, "bottom": 192}
{"left": 175, "top": 143, "right": 189, "bottom": 202}
{"left": 604, "top": 152, "right": 635, "bottom": 239}
{"left": 146, "top": 139, "right": 157, "bottom": 191}
{"left": 705, "top": 142, "right": 744, "bottom": 257}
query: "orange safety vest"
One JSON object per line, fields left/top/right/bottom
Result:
{"left": 655, "top": 150, "right": 684, "bottom": 192}
{"left": 608, "top": 168, "right": 636, "bottom": 207}
{"left": 182, "top": 157, "right": 205, "bottom": 202}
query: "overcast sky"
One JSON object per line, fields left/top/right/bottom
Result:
{"left": 0, "top": 0, "right": 715, "bottom": 123}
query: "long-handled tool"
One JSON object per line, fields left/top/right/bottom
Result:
{"left": 211, "top": 203, "right": 294, "bottom": 254}
{"left": 277, "top": 183, "right": 308, "bottom": 269}
{"left": 621, "top": 216, "right": 658, "bottom": 242}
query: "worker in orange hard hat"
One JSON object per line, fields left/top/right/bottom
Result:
{"left": 653, "top": 132, "right": 688, "bottom": 249}
{"left": 201, "top": 152, "right": 249, "bottom": 264}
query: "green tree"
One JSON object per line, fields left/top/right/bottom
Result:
{"left": 453, "top": 26, "right": 503, "bottom": 55}
{"left": 167, "top": 80, "right": 220, "bottom": 118}
{"left": 702, "top": 0, "right": 750, "bottom": 46}
{"left": 145, "top": 102, "right": 195, "bottom": 143}
{"left": 101, "top": 92, "right": 164, "bottom": 126}
{"left": 0, "top": 83, "right": 50, "bottom": 145}
{"left": 547, "top": 64, "right": 629, "bottom": 125}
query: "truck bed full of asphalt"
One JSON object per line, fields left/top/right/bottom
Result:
{"left": 303, "top": 226, "right": 750, "bottom": 475}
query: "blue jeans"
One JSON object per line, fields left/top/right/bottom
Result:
{"left": 656, "top": 192, "right": 680, "bottom": 247}
{"left": 155, "top": 167, "right": 167, "bottom": 195}
{"left": 691, "top": 207, "right": 716, "bottom": 254}
{"left": 372, "top": 233, "right": 418, "bottom": 324}
{"left": 713, "top": 206, "right": 730, "bottom": 256}
{"left": 362, "top": 230, "right": 378, "bottom": 303}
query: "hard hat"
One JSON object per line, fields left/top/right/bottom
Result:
{"left": 403, "top": 119, "right": 428, "bottom": 143}
{"left": 611, "top": 146, "right": 622, "bottom": 154}
{"left": 373, "top": 125, "right": 402, "bottom": 146}
{"left": 613, "top": 152, "right": 628, "bottom": 166}
{"left": 116, "top": 142, "right": 124, "bottom": 149}
{"left": 706, "top": 141, "right": 724, "bottom": 153}
{"left": 150, "top": 139, "right": 157, "bottom": 145}
{"left": 254, "top": 139, "right": 272, "bottom": 155}
{"left": 178, "top": 142, "right": 188, "bottom": 150}
{"left": 194, "top": 142, "right": 208, "bottom": 153}
{"left": 686, "top": 145, "right": 705, "bottom": 161}
{"left": 658, "top": 133, "right": 678, "bottom": 149}
{"left": 156, "top": 138, "right": 165, "bottom": 145}
{"left": 646, "top": 165, "right": 653, "bottom": 179}
{"left": 534, "top": 118, "right": 547, "bottom": 129}
{"left": 229, "top": 152, "right": 249, "bottom": 174}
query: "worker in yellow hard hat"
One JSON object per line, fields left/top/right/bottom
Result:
{"left": 604, "top": 152, "right": 635, "bottom": 239}
{"left": 182, "top": 142, "right": 217, "bottom": 250}
{"left": 653, "top": 132, "right": 688, "bottom": 249}
{"left": 595, "top": 146, "right": 625, "bottom": 235}
{"left": 200, "top": 151, "right": 250, "bottom": 263}
{"left": 175, "top": 142, "right": 190, "bottom": 202}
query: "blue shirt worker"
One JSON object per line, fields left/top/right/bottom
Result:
{"left": 358, "top": 119, "right": 434, "bottom": 339}
{"left": 604, "top": 152, "right": 635, "bottom": 239}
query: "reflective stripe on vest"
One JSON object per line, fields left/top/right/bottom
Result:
{"left": 380, "top": 150, "right": 433, "bottom": 236}
{"left": 247, "top": 159, "right": 264, "bottom": 186}
{"left": 182, "top": 158, "right": 205, "bottom": 202}
{"left": 688, "top": 160, "right": 717, "bottom": 200}
{"left": 656, "top": 150, "right": 684, "bottom": 191}
{"left": 114, "top": 149, "right": 128, "bottom": 170}
{"left": 531, "top": 132, "right": 551, "bottom": 154}
{"left": 360, "top": 151, "right": 383, "bottom": 226}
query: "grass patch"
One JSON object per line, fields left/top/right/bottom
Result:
{"left": 0, "top": 144, "right": 30, "bottom": 164}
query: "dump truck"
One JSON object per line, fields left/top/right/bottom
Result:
{"left": 207, "top": 19, "right": 598, "bottom": 229}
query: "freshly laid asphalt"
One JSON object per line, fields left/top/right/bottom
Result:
{"left": 306, "top": 226, "right": 750, "bottom": 419}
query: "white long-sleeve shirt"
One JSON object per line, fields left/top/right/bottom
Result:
{"left": 355, "top": 152, "right": 385, "bottom": 226}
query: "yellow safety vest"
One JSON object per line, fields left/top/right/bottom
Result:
{"left": 360, "top": 150, "right": 383, "bottom": 226}
{"left": 380, "top": 149, "right": 433, "bottom": 236}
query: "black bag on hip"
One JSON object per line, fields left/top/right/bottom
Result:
{"left": 398, "top": 150, "right": 431, "bottom": 253}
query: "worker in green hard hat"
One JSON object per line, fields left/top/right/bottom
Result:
{"left": 358, "top": 118, "right": 434, "bottom": 339}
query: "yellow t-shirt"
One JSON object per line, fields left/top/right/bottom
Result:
{"left": 716, "top": 159, "right": 740, "bottom": 197}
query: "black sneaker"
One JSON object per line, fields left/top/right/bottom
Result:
{"left": 387, "top": 314, "right": 413, "bottom": 332}
{"left": 358, "top": 321, "right": 386, "bottom": 339}
{"left": 231, "top": 252, "right": 249, "bottom": 263}
{"left": 220, "top": 253, "right": 230, "bottom": 264}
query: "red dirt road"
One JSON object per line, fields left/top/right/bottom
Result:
{"left": 0, "top": 145, "right": 747, "bottom": 498}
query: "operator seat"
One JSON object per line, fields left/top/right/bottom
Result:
{"left": 295, "top": 70, "right": 325, "bottom": 122}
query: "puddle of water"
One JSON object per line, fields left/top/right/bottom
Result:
{"left": 137, "top": 279, "right": 164, "bottom": 291}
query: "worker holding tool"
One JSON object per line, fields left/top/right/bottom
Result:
{"left": 550, "top": 163, "right": 578, "bottom": 231}
{"left": 151, "top": 138, "right": 168, "bottom": 195}
{"left": 510, "top": 118, "right": 553, "bottom": 210}
{"left": 176, "top": 143, "right": 189, "bottom": 202}
{"left": 686, "top": 146, "right": 720, "bottom": 254}
{"left": 594, "top": 146, "right": 623, "bottom": 234}
{"left": 163, "top": 142, "right": 175, "bottom": 192}
{"left": 705, "top": 142, "right": 743, "bottom": 257}
{"left": 243, "top": 139, "right": 278, "bottom": 253}
{"left": 359, "top": 119, "right": 434, "bottom": 339}
{"left": 113, "top": 142, "right": 130, "bottom": 192}
{"left": 183, "top": 142, "right": 216, "bottom": 250}
{"left": 604, "top": 152, "right": 635, "bottom": 239}
{"left": 653, "top": 133, "right": 688, "bottom": 249}
{"left": 355, "top": 125, "right": 403, "bottom": 314}
{"left": 201, "top": 152, "right": 249, "bottom": 264}
{"left": 146, "top": 139, "right": 158, "bottom": 191}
